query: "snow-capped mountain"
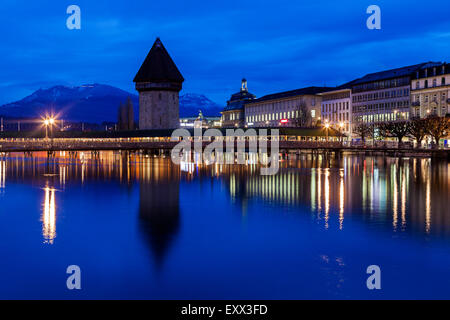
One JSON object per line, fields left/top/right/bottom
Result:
{"left": 0, "top": 84, "right": 223, "bottom": 123}
{"left": 0, "top": 84, "right": 139, "bottom": 123}
{"left": 179, "top": 93, "right": 223, "bottom": 118}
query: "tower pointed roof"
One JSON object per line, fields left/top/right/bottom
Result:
{"left": 134, "top": 38, "right": 184, "bottom": 83}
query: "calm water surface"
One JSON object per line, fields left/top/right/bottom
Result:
{"left": 0, "top": 151, "right": 449, "bottom": 299}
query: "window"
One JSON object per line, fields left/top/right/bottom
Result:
{"left": 443, "top": 77, "right": 446, "bottom": 86}
{"left": 425, "top": 80, "right": 428, "bottom": 88}
{"left": 433, "top": 79, "right": 437, "bottom": 87}
{"left": 416, "top": 81, "right": 420, "bottom": 89}
{"left": 311, "top": 110, "right": 316, "bottom": 118}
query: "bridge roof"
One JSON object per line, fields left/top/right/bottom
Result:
{"left": 0, "top": 127, "right": 344, "bottom": 139}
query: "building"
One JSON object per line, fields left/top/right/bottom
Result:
{"left": 221, "top": 79, "right": 256, "bottom": 128}
{"left": 134, "top": 38, "right": 184, "bottom": 130}
{"left": 350, "top": 63, "right": 433, "bottom": 126}
{"left": 410, "top": 62, "right": 450, "bottom": 118}
{"left": 180, "top": 110, "right": 221, "bottom": 129}
{"left": 244, "top": 87, "right": 331, "bottom": 128}
{"left": 319, "top": 82, "right": 354, "bottom": 137}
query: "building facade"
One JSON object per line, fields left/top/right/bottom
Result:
{"left": 350, "top": 63, "right": 431, "bottom": 127}
{"left": 410, "top": 62, "right": 450, "bottom": 118}
{"left": 221, "top": 79, "right": 256, "bottom": 128}
{"left": 244, "top": 87, "right": 331, "bottom": 128}
{"left": 319, "top": 86, "right": 353, "bottom": 137}
{"left": 180, "top": 110, "right": 221, "bottom": 129}
{"left": 134, "top": 38, "right": 184, "bottom": 130}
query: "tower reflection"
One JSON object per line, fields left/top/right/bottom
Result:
{"left": 0, "top": 151, "right": 447, "bottom": 242}
{"left": 138, "top": 158, "right": 180, "bottom": 266}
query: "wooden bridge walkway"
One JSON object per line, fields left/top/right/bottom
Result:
{"left": 0, "top": 140, "right": 448, "bottom": 158}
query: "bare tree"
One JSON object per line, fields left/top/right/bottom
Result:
{"left": 378, "top": 121, "right": 410, "bottom": 144}
{"left": 426, "top": 116, "right": 450, "bottom": 146}
{"left": 295, "top": 100, "right": 311, "bottom": 127}
{"left": 408, "top": 117, "right": 428, "bottom": 147}
{"left": 117, "top": 102, "right": 128, "bottom": 131}
{"left": 353, "top": 123, "right": 372, "bottom": 144}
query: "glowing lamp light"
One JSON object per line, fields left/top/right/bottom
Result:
{"left": 280, "top": 119, "right": 288, "bottom": 124}
{"left": 44, "top": 119, "right": 49, "bottom": 126}
{"left": 325, "top": 123, "right": 330, "bottom": 129}
{"left": 339, "top": 122, "right": 344, "bottom": 128}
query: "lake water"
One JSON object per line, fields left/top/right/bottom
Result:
{"left": 0, "top": 151, "right": 449, "bottom": 299}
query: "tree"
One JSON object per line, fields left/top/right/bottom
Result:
{"left": 408, "top": 117, "right": 428, "bottom": 147}
{"left": 354, "top": 123, "right": 373, "bottom": 143}
{"left": 295, "top": 100, "right": 311, "bottom": 127}
{"left": 377, "top": 121, "right": 410, "bottom": 144}
{"left": 426, "top": 116, "right": 450, "bottom": 145}
{"left": 126, "top": 97, "right": 134, "bottom": 130}
{"left": 117, "top": 102, "right": 124, "bottom": 130}
{"left": 118, "top": 102, "right": 128, "bottom": 131}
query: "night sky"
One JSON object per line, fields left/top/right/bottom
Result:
{"left": 0, "top": 0, "right": 449, "bottom": 105}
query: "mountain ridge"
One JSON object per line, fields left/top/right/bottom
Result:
{"left": 0, "top": 84, "right": 223, "bottom": 123}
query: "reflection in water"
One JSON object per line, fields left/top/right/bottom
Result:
{"left": 339, "top": 169, "right": 344, "bottom": 230}
{"left": 324, "top": 168, "right": 330, "bottom": 230}
{"left": 42, "top": 185, "right": 56, "bottom": 244}
{"left": 138, "top": 158, "right": 180, "bottom": 266}
{"left": 0, "top": 158, "right": 5, "bottom": 190}
{"left": 0, "top": 151, "right": 448, "bottom": 242}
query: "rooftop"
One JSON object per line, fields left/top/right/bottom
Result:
{"left": 350, "top": 62, "right": 438, "bottom": 85}
{"left": 248, "top": 86, "right": 334, "bottom": 104}
{"left": 133, "top": 38, "right": 184, "bottom": 83}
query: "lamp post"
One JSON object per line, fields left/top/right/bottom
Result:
{"left": 44, "top": 119, "right": 49, "bottom": 140}
{"left": 324, "top": 122, "right": 330, "bottom": 142}
{"left": 339, "top": 122, "right": 344, "bottom": 142}
{"left": 43, "top": 117, "right": 55, "bottom": 140}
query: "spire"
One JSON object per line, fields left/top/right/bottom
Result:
{"left": 241, "top": 78, "right": 248, "bottom": 92}
{"left": 134, "top": 38, "right": 184, "bottom": 83}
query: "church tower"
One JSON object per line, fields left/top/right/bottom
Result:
{"left": 134, "top": 38, "right": 184, "bottom": 129}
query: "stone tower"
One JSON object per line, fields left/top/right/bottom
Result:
{"left": 134, "top": 38, "right": 184, "bottom": 130}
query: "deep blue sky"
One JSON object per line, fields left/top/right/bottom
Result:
{"left": 0, "top": 0, "right": 449, "bottom": 105}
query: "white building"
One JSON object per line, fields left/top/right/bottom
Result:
{"left": 319, "top": 87, "right": 352, "bottom": 137}
{"left": 411, "top": 62, "right": 450, "bottom": 118}
{"left": 244, "top": 87, "right": 331, "bottom": 127}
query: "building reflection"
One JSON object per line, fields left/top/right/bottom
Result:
{"left": 0, "top": 151, "right": 448, "bottom": 240}
{"left": 219, "top": 154, "right": 450, "bottom": 236}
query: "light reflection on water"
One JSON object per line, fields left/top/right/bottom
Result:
{"left": 42, "top": 185, "right": 56, "bottom": 244}
{"left": 0, "top": 151, "right": 449, "bottom": 239}
{"left": 0, "top": 151, "right": 448, "bottom": 298}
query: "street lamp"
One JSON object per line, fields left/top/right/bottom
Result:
{"left": 324, "top": 122, "right": 330, "bottom": 141}
{"left": 339, "top": 122, "right": 344, "bottom": 142}
{"left": 43, "top": 117, "right": 55, "bottom": 140}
